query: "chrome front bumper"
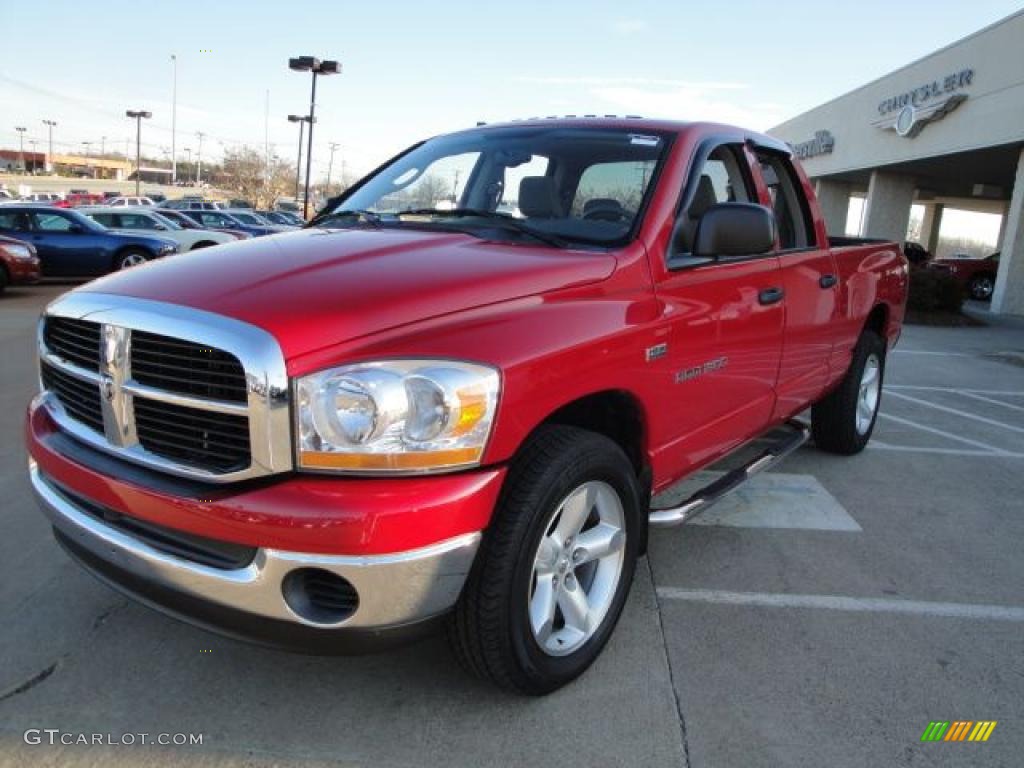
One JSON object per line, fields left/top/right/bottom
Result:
{"left": 30, "top": 461, "right": 481, "bottom": 634}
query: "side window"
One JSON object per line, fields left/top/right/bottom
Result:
{"left": 90, "top": 213, "right": 117, "bottom": 228}
{"left": 756, "top": 152, "right": 814, "bottom": 250}
{"left": 0, "top": 211, "right": 29, "bottom": 231}
{"left": 33, "top": 213, "right": 75, "bottom": 232}
{"left": 120, "top": 213, "right": 156, "bottom": 229}
{"left": 677, "top": 144, "right": 753, "bottom": 254}
{"left": 572, "top": 160, "right": 655, "bottom": 219}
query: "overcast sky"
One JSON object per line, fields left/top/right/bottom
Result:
{"left": 2, "top": 0, "right": 1022, "bottom": 180}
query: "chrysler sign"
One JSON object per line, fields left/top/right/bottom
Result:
{"left": 873, "top": 68, "right": 973, "bottom": 138}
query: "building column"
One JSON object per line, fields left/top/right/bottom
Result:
{"left": 919, "top": 203, "right": 944, "bottom": 253}
{"left": 862, "top": 171, "right": 916, "bottom": 243}
{"left": 814, "top": 179, "right": 852, "bottom": 235}
{"left": 991, "top": 148, "right": 1024, "bottom": 315}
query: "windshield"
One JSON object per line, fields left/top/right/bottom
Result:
{"left": 320, "top": 126, "right": 669, "bottom": 247}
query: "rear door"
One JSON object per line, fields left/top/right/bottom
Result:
{"left": 752, "top": 150, "right": 839, "bottom": 419}
{"left": 30, "top": 211, "right": 107, "bottom": 276}
{"left": 648, "top": 141, "right": 784, "bottom": 476}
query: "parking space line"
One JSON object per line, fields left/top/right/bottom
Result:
{"left": 887, "top": 385, "right": 1024, "bottom": 397}
{"left": 869, "top": 441, "right": 1024, "bottom": 458}
{"left": 892, "top": 350, "right": 973, "bottom": 357}
{"left": 655, "top": 588, "right": 1024, "bottom": 622}
{"left": 886, "top": 391, "right": 1024, "bottom": 435}
{"left": 957, "top": 391, "right": 1024, "bottom": 414}
{"left": 878, "top": 412, "right": 1013, "bottom": 454}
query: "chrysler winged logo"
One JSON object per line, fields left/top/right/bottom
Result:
{"left": 99, "top": 324, "right": 134, "bottom": 446}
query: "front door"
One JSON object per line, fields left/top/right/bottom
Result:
{"left": 648, "top": 142, "right": 784, "bottom": 481}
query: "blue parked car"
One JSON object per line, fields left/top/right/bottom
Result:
{"left": 0, "top": 206, "right": 179, "bottom": 277}
{"left": 177, "top": 209, "right": 282, "bottom": 238}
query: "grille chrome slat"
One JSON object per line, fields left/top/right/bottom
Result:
{"left": 38, "top": 295, "right": 291, "bottom": 482}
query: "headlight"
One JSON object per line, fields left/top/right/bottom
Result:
{"left": 1, "top": 243, "right": 35, "bottom": 261}
{"left": 296, "top": 360, "right": 500, "bottom": 474}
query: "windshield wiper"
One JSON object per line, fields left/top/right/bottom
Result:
{"left": 314, "top": 209, "right": 383, "bottom": 228}
{"left": 395, "top": 208, "right": 568, "bottom": 248}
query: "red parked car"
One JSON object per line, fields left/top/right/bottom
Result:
{"left": 25, "top": 118, "right": 908, "bottom": 693}
{"left": 0, "top": 234, "right": 41, "bottom": 292}
{"left": 54, "top": 193, "right": 105, "bottom": 208}
{"left": 929, "top": 252, "right": 1000, "bottom": 300}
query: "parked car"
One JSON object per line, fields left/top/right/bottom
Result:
{"left": 160, "top": 198, "right": 226, "bottom": 211}
{"left": 80, "top": 207, "right": 236, "bottom": 251}
{"left": 154, "top": 209, "right": 252, "bottom": 241}
{"left": 54, "top": 193, "right": 104, "bottom": 208}
{"left": 929, "top": 251, "right": 1000, "bottom": 300}
{"left": 902, "top": 241, "right": 932, "bottom": 267}
{"left": 106, "top": 196, "right": 155, "bottom": 207}
{"left": 145, "top": 192, "right": 167, "bottom": 204}
{"left": 0, "top": 234, "right": 41, "bottom": 292}
{"left": 258, "top": 209, "right": 305, "bottom": 226}
{"left": 20, "top": 192, "right": 62, "bottom": 204}
{"left": 24, "top": 118, "right": 907, "bottom": 694}
{"left": 0, "top": 205, "right": 178, "bottom": 276}
{"left": 228, "top": 198, "right": 253, "bottom": 208}
{"left": 222, "top": 208, "right": 296, "bottom": 231}
{"left": 179, "top": 209, "right": 281, "bottom": 237}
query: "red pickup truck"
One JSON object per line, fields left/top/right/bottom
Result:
{"left": 26, "top": 118, "right": 907, "bottom": 694}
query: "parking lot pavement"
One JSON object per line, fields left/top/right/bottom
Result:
{"left": 1, "top": 284, "right": 1022, "bottom": 767}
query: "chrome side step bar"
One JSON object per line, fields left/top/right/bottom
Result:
{"left": 648, "top": 419, "right": 810, "bottom": 528}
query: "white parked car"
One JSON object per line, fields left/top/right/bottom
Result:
{"left": 106, "top": 196, "right": 155, "bottom": 207}
{"left": 80, "top": 207, "right": 236, "bottom": 251}
{"left": 20, "top": 192, "right": 62, "bottom": 203}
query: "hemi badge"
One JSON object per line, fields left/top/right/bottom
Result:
{"left": 645, "top": 343, "right": 668, "bottom": 362}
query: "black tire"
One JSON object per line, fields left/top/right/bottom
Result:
{"left": 0, "top": 264, "right": 8, "bottom": 294}
{"left": 812, "top": 329, "right": 885, "bottom": 455}
{"left": 968, "top": 274, "right": 995, "bottom": 301}
{"left": 448, "top": 425, "right": 641, "bottom": 694}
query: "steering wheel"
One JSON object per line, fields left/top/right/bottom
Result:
{"left": 582, "top": 200, "right": 630, "bottom": 222}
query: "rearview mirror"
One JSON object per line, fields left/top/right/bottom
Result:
{"left": 693, "top": 203, "right": 776, "bottom": 258}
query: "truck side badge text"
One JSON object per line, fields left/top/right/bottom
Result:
{"left": 675, "top": 356, "right": 728, "bottom": 383}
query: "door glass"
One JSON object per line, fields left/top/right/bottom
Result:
{"left": 677, "top": 145, "right": 753, "bottom": 254}
{"left": 756, "top": 152, "right": 813, "bottom": 250}
{"left": 34, "top": 213, "right": 76, "bottom": 232}
{"left": 0, "top": 212, "right": 30, "bottom": 231}
{"left": 119, "top": 213, "right": 156, "bottom": 229}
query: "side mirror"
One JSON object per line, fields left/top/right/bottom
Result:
{"left": 693, "top": 203, "right": 776, "bottom": 258}
{"left": 153, "top": 223, "right": 167, "bottom": 230}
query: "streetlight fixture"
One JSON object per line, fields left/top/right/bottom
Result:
{"left": 171, "top": 54, "right": 178, "bottom": 184}
{"left": 126, "top": 110, "right": 152, "bottom": 195}
{"left": 287, "top": 114, "right": 313, "bottom": 200}
{"left": 42, "top": 119, "right": 57, "bottom": 173}
{"left": 288, "top": 55, "right": 341, "bottom": 218}
{"left": 15, "top": 126, "right": 26, "bottom": 173}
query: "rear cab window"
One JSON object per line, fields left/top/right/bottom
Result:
{"left": 755, "top": 151, "right": 816, "bottom": 251}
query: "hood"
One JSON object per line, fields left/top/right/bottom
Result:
{"left": 80, "top": 227, "right": 616, "bottom": 360}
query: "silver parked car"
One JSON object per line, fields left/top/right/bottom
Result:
{"left": 80, "top": 207, "right": 236, "bottom": 251}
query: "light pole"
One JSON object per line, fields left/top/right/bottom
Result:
{"left": 126, "top": 110, "right": 152, "bottom": 195}
{"left": 82, "top": 141, "right": 93, "bottom": 178}
{"left": 195, "top": 131, "right": 205, "bottom": 186}
{"left": 287, "top": 114, "right": 312, "bottom": 200}
{"left": 184, "top": 148, "right": 192, "bottom": 183}
{"left": 15, "top": 126, "right": 26, "bottom": 173}
{"left": 100, "top": 136, "right": 106, "bottom": 157}
{"left": 42, "top": 119, "right": 56, "bottom": 172}
{"left": 326, "top": 141, "right": 340, "bottom": 194}
{"left": 29, "top": 139, "right": 38, "bottom": 173}
{"left": 171, "top": 54, "right": 178, "bottom": 184}
{"left": 288, "top": 56, "right": 341, "bottom": 218}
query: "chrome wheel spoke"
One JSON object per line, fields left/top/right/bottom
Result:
{"left": 534, "top": 536, "right": 559, "bottom": 575}
{"left": 573, "top": 523, "right": 624, "bottom": 566}
{"left": 554, "top": 483, "right": 595, "bottom": 543}
{"left": 529, "top": 577, "right": 558, "bottom": 643}
{"left": 557, "top": 580, "right": 590, "bottom": 634}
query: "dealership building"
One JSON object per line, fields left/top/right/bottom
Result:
{"left": 770, "top": 10, "right": 1024, "bottom": 315}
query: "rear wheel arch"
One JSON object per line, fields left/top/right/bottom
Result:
{"left": 865, "top": 303, "right": 889, "bottom": 343}
{"left": 191, "top": 240, "right": 216, "bottom": 250}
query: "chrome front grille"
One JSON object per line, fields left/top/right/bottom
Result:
{"left": 38, "top": 293, "right": 292, "bottom": 483}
